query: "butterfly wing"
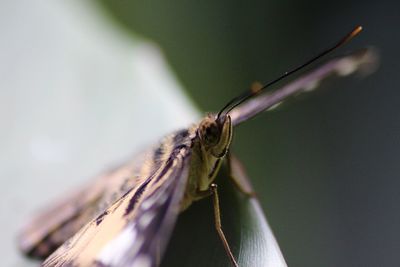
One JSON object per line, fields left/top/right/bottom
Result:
{"left": 42, "top": 144, "right": 192, "bottom": 267}
{"left": 18, "top": 174, "right": 106, "bottom": 259}
{"left": 230, "top": 48, "right": 378, "bottom": 126}
{"left": 18, "top": 149, "right": 152, "bottom": 259}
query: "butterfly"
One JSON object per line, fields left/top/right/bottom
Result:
{"left": 18, "top": 26, "right": 376, "bottom": 267}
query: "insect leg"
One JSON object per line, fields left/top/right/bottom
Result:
{"left": 210, "top": 183, "right": 239, "bottom": 267}
{"left": 226, "top": 152, "right": 256, "bottom": 197}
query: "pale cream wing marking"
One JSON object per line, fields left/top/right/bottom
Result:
{"left": 42, "top": 145, "right": 192, "bottom": 267}
{"left": 18, "top": 149, "right": 152, "bottom": 259}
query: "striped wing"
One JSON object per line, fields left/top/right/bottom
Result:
{"left": 230, "top": 48, "right": 377, "bottom": 126}
{"left": 42, "top": 144, "right": 192, "bottom": 267}
{"left": 18, "top": 151, "right": 150, "bottom": 259}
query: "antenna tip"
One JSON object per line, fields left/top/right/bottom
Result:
{"left": 341, "top": 26, "right": 363, "bottom": 45}
{"left": 352, "top": 26, "right": 363, "bottom": 37}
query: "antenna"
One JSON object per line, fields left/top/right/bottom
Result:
{"left": 216, "top": 26, "right": 363, "bottom": 121}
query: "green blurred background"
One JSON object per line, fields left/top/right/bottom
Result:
{"left": 2, "top": 0, "right": 398, "bottom": 266}
{"left": 96, "top": 0, "right": 399, "bottom": 266}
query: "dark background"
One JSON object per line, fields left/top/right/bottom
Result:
{"left": 96, "top": 1, "right": 399, "bottom": 266}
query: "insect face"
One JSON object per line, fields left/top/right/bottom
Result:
{"left": 198, "top": 114, "right": 232, "bottom": 158}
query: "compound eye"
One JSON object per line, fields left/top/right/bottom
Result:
{"left": 204, "top": 124, "right": 220, "bottom": 146}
